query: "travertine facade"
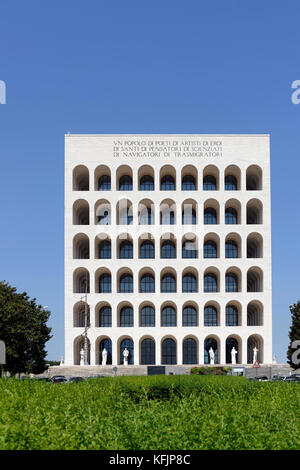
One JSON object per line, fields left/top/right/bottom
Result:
{"left": 65, "top": 134, "right": 272, "bottom": 366}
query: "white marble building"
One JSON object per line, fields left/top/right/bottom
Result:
{"left": 64, "top": 134, "right": 272, "bottom": 366}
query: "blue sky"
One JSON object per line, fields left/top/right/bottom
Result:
{"left": 0, "top": 1, "right": 299, "bottom": 362}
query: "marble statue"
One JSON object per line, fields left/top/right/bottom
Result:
{"left": 102, "top": 347, "right": 108, "bottom": 366}
{"left": 80, "top": 347, "right": 84, "bottom": 366}
{"left": 209, "top": 347, "right": 215, "bottom": 365}
{"left": 252, "top": 346, "right": 258, "bottom": 364}
{"left": 231, "top": 347, "right": 237, "bottom": 365}
{"left": 123, "top": 347, "right": 129, "bottom": 365}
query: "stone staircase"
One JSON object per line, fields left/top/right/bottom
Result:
{"left": 44, "top": 363, "right": 296, "bottom": 379}
{"left": 47, "top": 365, "right": 148, "bottom": 378}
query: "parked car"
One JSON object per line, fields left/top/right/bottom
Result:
{"left": 285, "top": 375, "right": 300, "bottom": 383}
{"left": 272, "top": 375, "right": 286, "bottom": 381}
{"left": 51, "top": 375, "right": 68, "bottom": 383}
{"left": 67, "top": 376, "right": 84, "bottom": 383}
{"left": 253, "top": 375, "right": 269, "bottom": 382}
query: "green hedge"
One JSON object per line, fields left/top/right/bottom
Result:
{"left": 190, "top": 366, "right": 232, "bottom": 375}
{"left": 0, "top": 375, "right": 299, "bottom": 450}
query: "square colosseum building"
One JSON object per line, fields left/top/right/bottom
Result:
{"left": 64, "top": 134, "right": 272, "bottom": 366}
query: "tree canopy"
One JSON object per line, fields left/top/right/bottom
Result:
{"left": 0, "top": 281, "right": 52, "bottom": 374}
{"left": 287, "top": 301, "right": 300, "bottom": 370}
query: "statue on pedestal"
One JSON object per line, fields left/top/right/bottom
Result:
{"left": 80, "top": 347, "right": 84, "bottom": 366}
{"left": 231, "top": 347, "right": 237, "bottom": 365}
{"left": 209, "top": 347, "right": 215, "bottom": 365}
{"left": 102, "top": 348, "right": 108, "bottom": 366}
{"left": 252, "top": 347, "right": 258, "bottom": 364}
{"left": 123, "top": 347, "right": 129, "bottom": 365}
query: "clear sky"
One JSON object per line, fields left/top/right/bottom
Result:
{"left": 0, "top": 1, "right": 299, "bottom": 362}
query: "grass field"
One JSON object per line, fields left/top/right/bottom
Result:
{"left": 0, "top": 375, "right": 299, "bottom": 450}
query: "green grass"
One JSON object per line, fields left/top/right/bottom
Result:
{"left": 0, "top": 375, "right": 299, "bottom": 450}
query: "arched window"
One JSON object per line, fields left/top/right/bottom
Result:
{"left": 247, "top": 238, "right": 262, "bottom": 258}
{"left": 99, "top": 274, "right": 111, "bottom": 293}
{"left": 161, "top": 210, "right": 175, "bottom": 224}
{"left": 161, "top": 338, "right": 176, "bottom": 364}
{"left": 120, "top": 338, "right": 134, "bottom": 364}
{"left": 183, "top": 338, "right": 197, "bottom": 364}
{"left": 225, "top": 208, "right": 238, "bottom": 224}
{"left": 141, "top": 338, "right": 155, "bottom": 365}
{"left": 204, "top": 306, "right": 218, "bottom": 326}
{"left": 203, "top": 175, "right": 216, "bottom": 190}
{"left": 99, "top": 306, "right": 112, "bottom": 327}
{"left": 119, "top": 274, "right": 133, "bottom": 293}
{"left": 247, "top": 202, "right": 262, "bottom": 224}
{"left": 247, "top": 269, "right": 262, "bottom": 292}
{"left": 161, "top": 175, "right": 175, "bottom": 190}
{"left": 99, "top": 240, "right": 111, "bottom": 259}
{"left": 98, "top": 175, "right": 111, "bottom": 191}
{"left": 120, "top": 307, "right": 133, "bottom": 327}
{"left": 119, "top": 240, "right": 133, "bottom": 259}
{"left": 119, "top": 175, "right": 132, "bottom": 191}
{"left": 140, "top": 274, "right": 155, "bottom": 293}
{"left": 182, "top": 240, "right": 197, "bottom": 258}
{"left": 98, "top": 209, "right": 111, "bottom": 225}
{"left": 226, "top": 305, "right": 238, "bottom": 326}
{"left": 182, "top": 305, "right": 197, "bottom": 326}
{"left": 247, "top": 302, "right": 263, "bottom": 326}
{"left": 182, "top": 208, "right": 196, "bottom": 225}
{"left": 73, "top": 166, "right": 89, "bottom": 190}
{"left": 74, "top": 270, "right": 90, "bottom": 293}
{"left": 182, "top": 175, "right": 196, "bottom": 190}
{"left": 161, "top": 274, "right": 176, "bottom": 293}
{"left": 119, "top": 207, "right": 133, "bottom": 225}
{"left": 74, "top": 235, "right": 89, "bottom": 259}
{"left": 140, "top": 306, "right": 155, "bottom": 327}
{"left": 225, "top": 240, "right": 238, "bottom": 258}
{"left": 203, "top": 241, "right": 217, "bottom": 258}
{"left": 160, "top": 201, "right": 176, "bottom": 225}
{"left": 225, "top": 175, "right": 237, "bottom": 190}
{"left": 74, "top": 303, "right": 90, "bottom": 327}
{"left": 204, "top": 274, "right": 217, "bottom": 292}
{"left": 140, "top": 175, "right": 154, "bottom": 191}
{"left": 99, "top": 339, "right": 112, "bottom": 364}
{"left": 204, "top": 208, "right": 217, "bottom": 224}
{"left": 161, "top": 306, "right": 176, "bottom": 326}
{"left": 139, "top": 207, "right": 154, "bottom": 225}
{"left": 225, "top": 274, "right": 238, "bottom": 292}
{"left": 73, "top": 200, "right": 89, "bottom": 225}
{"left": 140, "top": 240, "right": 154, "bottom": 259}
{"left": 161, "top": 240, "right": 176, "bottom": 258}
{"left": 182, "top": 274, "right": 197, "bottom": 293}
{"left": 246, "top": 166, "right": 262, "bottom": 190}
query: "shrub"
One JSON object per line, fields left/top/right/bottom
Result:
{"left": 0, "top": 375, "right": 299, "bottom": 450}
{"left": 190, "top": 366, "right": 231, "bottom": 375}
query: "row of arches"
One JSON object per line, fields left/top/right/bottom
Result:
{"left": 74, "top": 232, "right": 263, "bottom": 259}
{"left": 73, "top": 299, "right": 264, "bottom": 328}
{"left": 73, "top": 266, "right": 264, "bottom": 294}
{"left": 73, "top": 334, "right": 264, "bottom": 365}
{"left": 73, "top": 198, "right": 263, "bottom": 225}
{"left": 73, "top": 164, "right": 263, "bottom": 191}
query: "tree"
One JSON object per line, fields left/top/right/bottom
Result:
{"left": 287, "top": 301, "right": 300, "bottom": 370}
{"left": 0, "top": 281, "right": 52, "bottom": 374}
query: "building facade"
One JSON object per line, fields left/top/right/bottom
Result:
{"left": 65, "top": 134, "right": 272, "bottom": 366}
